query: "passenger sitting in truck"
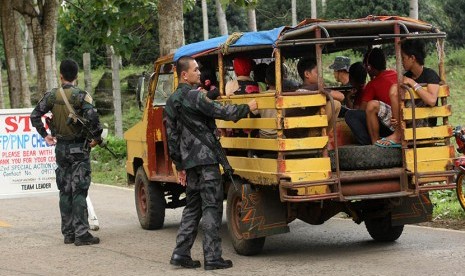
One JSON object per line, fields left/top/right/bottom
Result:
{"left": 258, "top": 62, "right": 280, "bottom": 139}
{"left": 199, "top": 66, "right": 220, "bottom": 100}
{"left": 329, "top": 56, "right": 351, "bottom": 87}
{"left": 345, "top": 62, "right": 367, "bottom": 109}
{"left": 224, "top": 57, "right": 260, "bottom": 137}
{"left": 284, "top": 57, "right": 343, "bottom": 137}
{"left": 253, "top": 62, "right": 268, "bottom": 92}
{"left": 375, "top": 39, "right": 440, "bottom": 148}
{"left": 225, "top": 57, "right": 261, "bottom": 96}
{"left": 344, "top": 48, "right": 397, "bottom": 145}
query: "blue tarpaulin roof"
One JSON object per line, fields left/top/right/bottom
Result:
{"left": 173, "top": 27, "right": 285, "bottom": 61}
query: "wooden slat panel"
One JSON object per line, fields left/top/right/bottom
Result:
{"left": 403, "top": 105, "right": 451, "bottom": 120}
{"left": 216, "top": 114, "right": 329, "bottom": 130}
{"left": 216, "top": 92, "right": 327, "bottom": 109}
{"left": 217, "top": 93, "right": 276, "bottom": 109}
{"left": 284, "top": 115, "right": 328, "bottom": 128}
{"left": 277, "top": 94, "right": 327, "bottom": 109}
{"left": 404, "top": 85, "right": 449, "bottom": 100}
{"left": 405, "top": 145, "right": 454, "bottom": 172}
{"left": 404, "top": 125, "right": 452, "bottom": 140}
{"left": 228, "top": 156, "right": 331, "bottom": 184}
{"left": 221, "top": 136, "right": 328, "bottom": 151}
{"left": 216, "top": 117, "right": 275, "bottom": 129}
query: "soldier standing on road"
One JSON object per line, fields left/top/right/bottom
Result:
{"left": 30, "top": 59, "right": 103, "bottom": 246}
{"left": 165, "top": 56, "right": 258, "bottom": 270}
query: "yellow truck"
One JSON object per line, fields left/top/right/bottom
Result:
{"left": 124, "top": 16, "right": 456, "bottom": 255}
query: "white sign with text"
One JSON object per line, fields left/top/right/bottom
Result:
{"left": 0, "top": 108, "right": 58, "bottom": 199}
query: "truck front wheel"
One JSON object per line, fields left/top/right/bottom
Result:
{"left": 135, "top": 167, "right": 165, "bottom": 230}
{"left": 365, "top": 214, "right": 404, "bottom": 242}
{"left": 226, "top": 182, "right": 265, "bottom": 256}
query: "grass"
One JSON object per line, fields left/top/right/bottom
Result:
{"left": 430, "top": 190, "right": 465, "bottom": 220}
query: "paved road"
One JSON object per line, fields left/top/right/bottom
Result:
{"left": 1, "top": 184, "right": 465, "bottom": 276}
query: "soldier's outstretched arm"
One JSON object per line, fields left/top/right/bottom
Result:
{"left": 192, "top": 90, "right": 258, "bottom": 122}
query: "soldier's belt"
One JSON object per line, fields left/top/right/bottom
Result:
{"left": 68, "top": 143, "right": 85, "bottom": 154}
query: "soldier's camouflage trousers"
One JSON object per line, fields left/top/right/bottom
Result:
{"left": 55, "top": 142, "right": 91, "bottom": 238}
{"left": 173, "top": 164, "right": 223, "bottom": 261}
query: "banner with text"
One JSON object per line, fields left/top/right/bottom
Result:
{"left": 0, "top": 108, "right": 58, "bottom": 199}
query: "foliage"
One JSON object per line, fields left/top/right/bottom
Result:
{"left": 254, "top": 0, "right": 315, "bottom": 30}
{"left": 430, "top": 190, "right": 465, "bottom": 220}
{"left": 58, "top": 0, "right": 157, "bottom": 65}
{"left": 90, "top": 135, "right": 127, "bottom": 185}
{"left": 323, "top": 0, "right": 409, "bottom": 19}
{"left": 442, "top": 0, "right": 465, "bottom": 48}
{"left": 184, "top": 1, "right": 248, "bottom": 43}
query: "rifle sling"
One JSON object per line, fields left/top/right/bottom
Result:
{"left": 59, "top": 87, "right": 78, "bottom": 119}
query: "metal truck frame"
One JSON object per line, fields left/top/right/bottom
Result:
{"left": 124, "top": 16, "right": 456, "bottom": 256}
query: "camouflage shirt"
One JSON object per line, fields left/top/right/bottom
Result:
{"left": 30, "top": 84, "right": 103, "bottom": 142}
{"left": 164, "top": 83, "right": 250, "bottom": 170}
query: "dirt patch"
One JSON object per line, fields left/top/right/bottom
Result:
{"left": 417, "top": 219, "right": 465, "bottom": 231}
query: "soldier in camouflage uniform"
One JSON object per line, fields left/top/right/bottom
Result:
{"left": 165, "top": 56, "right": 258, "bottom": 270}
{"left": 30, "top": 59, "right": 103, "bottom": 246}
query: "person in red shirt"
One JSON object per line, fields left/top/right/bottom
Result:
{"left": 344, "top": 48, "right": 397, "bottom": 145}
{"left": 375, "top": 39, "right": 440, "bottom": 148}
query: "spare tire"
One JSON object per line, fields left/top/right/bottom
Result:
{"left": 330, "top": 145, "right": 402, "bottom": 171}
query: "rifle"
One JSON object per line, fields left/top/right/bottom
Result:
{"left": 70, "top": 115, "right": 118, "bottom": 158}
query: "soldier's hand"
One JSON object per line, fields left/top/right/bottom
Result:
{"left": 247, "top": 99, "right": 258, "bottom": 112}
{"left": 178, "top": 170, "right": 187, "bottom": 186}
{"left": 89, "top": 139, "right": 99, "bottom": 148}
{"left": 44, "top": 135, "right": 56, "bottom": 146}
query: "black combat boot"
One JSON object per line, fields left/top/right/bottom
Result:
{"left": 74, "top": 232, "right": 100, "bottom": 246}
{"left": 170, "top": 254, "right": 201, "bottom": 268}
{"left": 204, "top": 258, "right": 233, "bottom": 270}
{"left": 64, "top": 235, "right": 75, "bottom": 244}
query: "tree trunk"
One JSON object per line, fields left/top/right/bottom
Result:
{"left": 158, "top": 0, "right": 184, "bottom": 56}
{"left": 15, "top": 12, "right": 31, "bottom": 107}
{"left": 25, "top": 21, "right": 37, "bottom": 78}
{"left": 201, "top": 0, "right": 209, "bottom": 40}
{"left": 291, "top": 0, "right": 297, "bottom": 26}
{"left": 247, "top": 8, "right": 257, "bottom": 32}
{"left": 311, "top": 0, "right": 317, "bottom": 19}
{"left": 83, "top": 53, "right": 92, "bottom": 94}
{"left": 216, "top": 0, "right": 228, "bottom": 36}
{"left": 409, "top": 0, "right": 418, "bottom": 20}
{"left": 111, "top": 54, "right": 123, "bottom": 138}
{"left": 321, "top": 0, "right": 326, "bottom": 14}
{"left": 0, "top": 62, "right": 4, "bottom": 109}
{"left": 1, "top": 1, "right": 22, "bottom": 108}
{"left": 15, "top": 0, "right": 59, "bottom": 94}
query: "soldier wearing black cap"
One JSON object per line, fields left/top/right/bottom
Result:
{"left": 329, "top": 56, "right": 351, "bottom": 86}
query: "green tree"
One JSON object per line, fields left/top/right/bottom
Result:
{"left": 322, "top": 0, "right": 409, "bottom": 19}
{"left": 442, "top": 0, "right": 465, "bottom": 48}
{"left": 59, "top": 0, "right": 157, "bottom": 66}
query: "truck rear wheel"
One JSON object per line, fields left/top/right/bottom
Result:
{"left": 365, "top": 214, "right": 404, "bottom": 242}
{"left": 226, "top": 182, "right": 265, "bottom": 256}
{"left": 135, "top": 167, "right": 165, "bottom": 230}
